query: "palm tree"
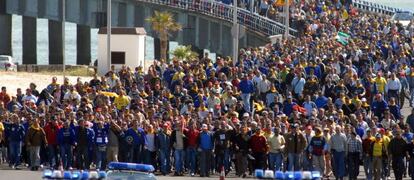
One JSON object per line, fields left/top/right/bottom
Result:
{"left": 171, "top": 45, "right": 199, "bottom": 62}
{"left": 146, "top": 11, "right": 182, "bottom": 62}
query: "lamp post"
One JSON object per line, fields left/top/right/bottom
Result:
{"left": 62, "top": 0, "right": 66, "bottom": 79}
{"left": 284, "top": 0, "right": 289, "bottom": 40}
{"left": 107, "top": 0, "right": 112, "bottom": 73}
{"left": 232, "top": 0, "right": 239, "bottom": 65}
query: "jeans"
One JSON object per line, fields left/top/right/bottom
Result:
{"left": 253, "top": 152, "right": 266, "bottom": 170}
{"left": 200, "top": 150, "right": 212, "bottom": 177}
{"left": 392, "top": 156, "right": 405, "bottom": 180}
{"left": 332, "top": 150, "right": 345, "bottom": 178}
{"left": 47, "top": 145, "right": 58, "bottom": 168}
{"left": 241, "top": 93, "right": 251, "bottom": 112}
{"left": 268, "top": 152, "right": 283, "bottom": 172}
{"left": 158, "top": 149, "right": 171, "bottom": 174}
{"left": 410, "top": 88, "right": 414, "bottom": 106}
{"left": 303, "top": 153, "right": 312, "bottom": 171}
{"left": 96, "top": 145, "right": 107, "bottom": 170}
{"left": 128, "top": 145, "right": 143, "bottom": 163}
{"left": 288, "top": 153, "right": 302, "bottom": 171}
{"left": 0, "top": 145, "right": 7, "bottom": 164}
{"left": 29, "top": 146, "right": 41, "bottom": 167}
{"left": 363, "top": 156, "right": 373, "bottom": 180}
{"left": 186, "top": 147, "right": 197, "bottom": 174}
{"left": 9, "top": 141, "right": 22, "bottom": 166}
{"left": 373, "top": 157, "right": 382, "bottom": 180}
{"left": 143, "top": 149, "right": 157, "bottom": 168}
{"left": 312, "top": 155, "right": 325, "bottom": 175}
{"left": 76, "top": 146, "right": 90, "bottom": 170}
{"left": 347, "top": 152, "right": 360, "bottom": 180}
{"left": 174, "top": 149, "right": 185, "bottom": 174}
{"left": 60, "top": 144, "right": 73, "bottom": 169}
{"left": 216, "top": 149, "right": 230, "bottom": 172}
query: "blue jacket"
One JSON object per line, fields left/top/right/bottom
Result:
{"left": 389, "top": 105, "right": 401, "bottom": 120}
{"left": 315, "top": 96, "right": 328, "bottom": 109}
{"left": 124, "top": 128, "right": 147, "bottom": 146}
{"left": 156, "top": 130, "right": 171, "bottom": 150}
{"left": 282, "top": 101, "right": 297, "bottom": 116}
{"left": 74, "top": 126, "right": 95, "bottom": 146}
{"left": 239, "top": 79, "right": 255, "bottom": 94}
{"left": 4, "top": 123, "right": 25, "bottom": 142}
{"left": 57, "top": 127, "right": 76, "bottom": 145}
{"left": 199, "top": 131, "right": 214, "bottom": 150}
{"left": 371, "top": 100, "right": 388, "bottom": 116}
{"left": 94, "top": 124, "right": 110, "bottom": 146}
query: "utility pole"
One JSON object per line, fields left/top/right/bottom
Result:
{"left": 284, "top": 0, "right": 289, "bottom": 40}
{"left": 62, "top": 0, "right": 66, "bottom": 79}
{"left": 107, "top": 0, "right": 112, "bottom": 72}
{"left": 232, "top": 0, "right": 239, "bottom": 65}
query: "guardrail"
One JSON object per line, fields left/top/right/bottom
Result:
{"left": 137, "top": 0, "right": 297, "bottom": 37}
{"left": 352, "top": 0, "right": 403, "bottom": 16}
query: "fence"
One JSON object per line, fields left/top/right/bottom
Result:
{"left": 137, "top": 0, "right": 297, "bottom": 37}
{"left": 352, "top": 0, "right": 403, "bottom": 16}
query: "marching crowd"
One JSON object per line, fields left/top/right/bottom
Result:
{"left": 1, "top": 0, "right": 414, "bottom": 180}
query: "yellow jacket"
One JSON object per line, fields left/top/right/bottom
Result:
{"left": 114, "top": 95, "right": 130, "bottom": 110}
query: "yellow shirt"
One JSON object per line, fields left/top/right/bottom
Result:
{"left": 375, "top": 77, "right": 387, "bottom": 93}
{"left": 372, "top": 140, "right": 384, "bottom": 157}
{"left": 382, "top": 135, "right": 390, "bottom": 149}
{"left": 0, "top": 122, "right": 4, "bottom": 132}
{"left": 114, "top": 95, "right": 130, "bottom": 110}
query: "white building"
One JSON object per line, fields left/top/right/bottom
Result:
{"left": 97, "top": 27, "right": 146, "bottom": 75}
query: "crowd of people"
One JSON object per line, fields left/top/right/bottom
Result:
{"left": 1, "top": 0, "right": 414, "bottom": 179}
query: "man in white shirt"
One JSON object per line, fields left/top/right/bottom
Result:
{"left": 257, "top": 75, "right": 271, "bottom": 100}
{"left": 386, "top": 73, "right": 401, "bottom": 104}
{"left": 291, "top": 73, "right": 306, "bottom": 98}
{"left": 63, "top": 86, "right": 81, "bottom": 103}
{"left": 22, "top": 89, "right": 38, "bottom": 104}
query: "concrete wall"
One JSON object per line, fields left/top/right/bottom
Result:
{"left": 2, "top": 0, "right": 270, "bottom": 65}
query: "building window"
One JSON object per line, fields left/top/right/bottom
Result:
{"left": 111, "top": 52, "right": 125, "bottom": 64}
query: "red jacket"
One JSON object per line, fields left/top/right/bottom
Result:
{"left": 0, "top": 92, "right": 11, "bottom": 106}
{"left": 185, "top": 129, "right": 200, "bottom": 148}
{"left": 44, "top": 123, "right": 62, "bottom": 145}
{"left": 250, "top": 133, "right": 267, "bottom": 153}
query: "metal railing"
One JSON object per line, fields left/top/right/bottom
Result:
{"left": 352, "top": 0, "right": 403, "bottom": 16}
{"left": 137, "top": 0, "right": 297, "bottom": 37}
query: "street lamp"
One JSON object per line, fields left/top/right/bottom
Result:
{"left": 284, "top": 0, "right": 289, "bottom": 40}
{"left": 107, "top": 0, "right": 112, "bottom": 73}
{"left": 232, "top": 0, "right": 239, "bottom": 66}
{"left": 62, "top": 0, "right": 66, "bottom": 79}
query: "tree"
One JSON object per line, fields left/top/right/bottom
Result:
{"left": 170, "top": 45, "right": 199, "bottom": 62}
{"left": 146, "top": 11, "right": 182, "bottom": 62}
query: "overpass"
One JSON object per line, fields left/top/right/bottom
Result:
{"left": 0, "top": 0, "right": 296, "bottom": 65}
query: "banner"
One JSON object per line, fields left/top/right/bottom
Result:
{"left": 335, "top": 32, "right": 350, "bottom": 46}
{"left": 274, "top": 0, "right": 293, "bottom": 7}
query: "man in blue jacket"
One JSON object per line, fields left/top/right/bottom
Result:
{"left": 4, "top": 114, "right": 25, "bottom": 169}
{"left": 198, "top": 124, "right": 214, "bottom": 177}
{"left": 124, "top": 120, "right": 147, "bottom": 163}
{"left": 57, "top": 121, "right": 76, "bottom": 170}
{"left": 93, "top": 120, "right": 109, "bottom": 170}
{"left": 74, "top": 119, "right": 95, "bottom": 170}
{"left": 156, "top": 123, "right": 171, "bottom": 175}
{"left": 239, "top": 74, "right": 255, "bottom": 113}
{"left": 371, "top": 93, "right": 388, "bottom": 121}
